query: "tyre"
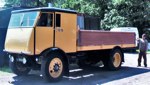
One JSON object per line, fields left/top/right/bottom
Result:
{"left": 109, "top": 49, "right": 122, "bottom": 70}
{"left": 103, "top": 49, "right": 123, "bottom": 70}
{"left": 9, "top": 56, "right": 31, "bottom": 76}
{"left": 41, "top": 53, "right": 65, "bottom": 82}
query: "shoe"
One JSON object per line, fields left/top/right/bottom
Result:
{"left": 137, "top": 65, "right": 141, "bottom": 67}
{"left": 138, "top": 63, "right": 141, "bottom": 67}
{"left": 145, "top": 65, "right": 147, "bottom": 67}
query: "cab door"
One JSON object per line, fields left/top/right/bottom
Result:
{"left": 35, "top": 12, "right": 54, "bottom": 54}
{"left": 55, "top": 12, "right": 77, "bottom": 53}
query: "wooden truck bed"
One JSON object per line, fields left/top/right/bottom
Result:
{"left": 77, "top": 30, "right": 135, "bottom": 51}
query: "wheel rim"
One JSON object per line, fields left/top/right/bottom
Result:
{"left": 113, "top": 52, "right": 121, "bottom": 67}
{"left": 49, "top": 58, "right": 63, "bottom": 78}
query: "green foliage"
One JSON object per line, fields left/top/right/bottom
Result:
{"left": 79, "top": 1, "right": 100, "bottom": 16}
{"left": 112, "top": 0, "right": 126, "bottom": 5}
{"left": 101, "top": 9, "right": 130, "bottom": 30}
{"left": 52, "top": 0, "right": 100, "bottom": 16}
{"left": 4, "top": 0, "right": 39, "bottom": 7}
{"left": 4, "top": 0, "right": 20, "bottom": 7}
{"left": 0, "top": 66, "right": 12, "bottom": 73}
{"left": 102, "top": 0, "right": 150, "bottom": 32}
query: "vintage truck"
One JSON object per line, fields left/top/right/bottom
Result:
{"left": 4, "top": 7, "right": 135, "bottom": 81}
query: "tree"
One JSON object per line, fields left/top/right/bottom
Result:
{"left": 101, "top": 0, "right": 150, "bottom": 32}
{"left": 4, "top": 0, "right": 42, "bottom": 7}
{"left": 53, "top": 0, "right": 100, "bottom": 16}
{"left": 117, "top": 0, "right": 150, "bottom": 36}
{"left": 4, "top": 0, "right": 102, "bottom": 16}
{"left": 101, "top": 9, "right": 131, "bottom": 30}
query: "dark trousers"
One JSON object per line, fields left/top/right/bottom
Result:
{"left": 138, "top": 51, "right": 147, "bottom": 66}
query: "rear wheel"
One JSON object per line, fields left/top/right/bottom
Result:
{"left": 41, "top": 53, "right": 65, "bottom": 82}
{"left": 103, "top": 49, "right": 123, "bottom": 70}
{"left": 9, "top": 56, "right": 31, "bottom": 76}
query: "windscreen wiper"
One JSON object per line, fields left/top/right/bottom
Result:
{"left": 20, "top": 14, "right": 24, "bottom": 27}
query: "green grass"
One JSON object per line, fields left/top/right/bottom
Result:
{"left": 0, "top": 66, "right": 12, "bottom": 73}
{"left": 147, "top": 50, "right": 150, "bottom": 53}
{"left": 136, "top": 50, "right": 150, "bottom": 54}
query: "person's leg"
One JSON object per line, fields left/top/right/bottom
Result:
{"left": 138, "top": 51, "right": 142, "bottom": 66}
{"left": 143, "top": 52, "right": 147, "bottom": 67}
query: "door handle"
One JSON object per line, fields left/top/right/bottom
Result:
{"left": 56, "top": 27, "right": 63, "bottom": 32}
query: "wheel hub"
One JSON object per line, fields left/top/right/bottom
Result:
{"left": 53, "top": 63, "right": 60, "bottom": 72}
{"left": 113, "top": 53, "right": 121, "bottom": 67}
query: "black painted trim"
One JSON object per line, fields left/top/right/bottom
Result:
{"left": 34, "top": 27, "right": 36, "bottom": 55}
{"left": 12, "top": 7, "right": 77, "bottom": 14}
{"left": 53, "top": 12, "right": 56, "bottom": 47}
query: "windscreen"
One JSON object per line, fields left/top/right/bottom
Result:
{"left": 8, "top": 11, "right": 39, "bottom": 28}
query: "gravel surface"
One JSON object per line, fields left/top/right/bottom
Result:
{"left": 0, "top": 53, "right": 150, "bottom": 85}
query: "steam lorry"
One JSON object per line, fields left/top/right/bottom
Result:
{"left": 4, "top": 7, "right": 136, "bottom": 81}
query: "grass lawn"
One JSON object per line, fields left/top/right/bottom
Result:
{"left": 0, "top": 66, "right": 12, "bottom": 76}
{"left": 147, "top": 50, "right": 150, "bottom": 54}
{"left": 136, "top": 50, "right": 150, "bottom": 54}
{"left": 0, "top": 66, "right": 11, "bottom": 72}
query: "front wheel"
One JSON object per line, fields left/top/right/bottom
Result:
{"left": 9, "top": 56, "right": 31, "bottom": 76}
{"left": 41, "top": 53, "right": 65, "bottom": 82}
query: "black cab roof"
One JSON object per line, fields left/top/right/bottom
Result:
{"left": 12, "top": 7, "right": 77, "bottom": 14}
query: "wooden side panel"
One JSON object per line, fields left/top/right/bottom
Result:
{"left": 77, "top": 30, "right": 135, "bottom": 51}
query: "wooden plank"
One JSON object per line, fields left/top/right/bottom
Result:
{"left": 78, "top": 30, "right": 135, "bottom": 47}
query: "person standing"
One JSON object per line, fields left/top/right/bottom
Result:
{"left": 137, "top": 33, "right": 148, "bottom": 67}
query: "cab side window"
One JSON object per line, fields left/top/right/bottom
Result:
{"left": 37, "top": 13, "right": 53, "bottom": 27}
{"left": 56, "top": 14, "right": 61, "bottom": 27}
{"left": 47, "top": 14, "right": 53, "bottom": 27}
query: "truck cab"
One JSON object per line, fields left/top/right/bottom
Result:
{"left": 5, "top": 7, "right": 77, "bottom": 55}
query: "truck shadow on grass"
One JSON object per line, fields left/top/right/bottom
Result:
{"left": 11, "top": 65, "right": 150, "bottom": 85}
